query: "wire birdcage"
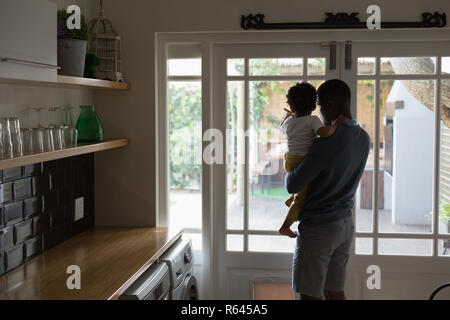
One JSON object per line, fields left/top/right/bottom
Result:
{"left": 88, "top": 0, "right": 123, "bottom": 82}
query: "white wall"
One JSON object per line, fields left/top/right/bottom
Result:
{"left": 0, "top": 0, "right": 93, "bottom": 135}
{"left": 389, "top": 81, "right": 434, "bottom": 225}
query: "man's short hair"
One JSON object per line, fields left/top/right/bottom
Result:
{"left": 317, "top": 79, "right": 352, "bottom": 117}
{"left": 286, "top": 82, "right": 317, "bottom": 114}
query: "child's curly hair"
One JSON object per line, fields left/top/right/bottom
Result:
{"left": 286, "top": 82, "right": 317, "bottom": 114}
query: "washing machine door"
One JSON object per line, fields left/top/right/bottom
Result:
{"left": 183, "top": 274, "right": 199, "bottom": 300}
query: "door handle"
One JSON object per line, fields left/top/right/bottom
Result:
{"left": 345, "top": 41, "right": 352, "bottom": 70}
{"left": 1, "top": 57, "right": 60, "bottom": 70}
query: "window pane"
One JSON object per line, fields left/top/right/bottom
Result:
{"left": 438, "top": 239, "right": 450, "bottom": 257}
{"left": 227, "top": 235, "right": 243, "bottom": 252}
{"left": 440, "top": 80, "right": 450, "bottom": 235}
{"left": 169, "top": 81, "right": 202, "bottom": 231}
{"left": 356, "top": 80, "right": 375, "bottom": 232}
{"left": 183, "top": 233, "right": 202, "bottom": 250}
{"left": 380, "top": 57, "right": 436, "bottom": 75}
{"left": 358, "top": 57, "right": 376, "bottom": 75}
{"left": 307, "top": 58, "right": 325, "bottom": 75}
{"left": 227, "top": 59, "right": 245, "bottom": 76}
{"left": 168, "top": 58, "right": 201, "bottom": 76}
{"left": 227, "top": 81, "right": 245, "bottom": 230}
{"left": 249, "top": 81, "right": 297, "bottom": 231}
{"left": 309, "top": 80, "right": 325, "bottom": 118}
{"left": 442, "top": 57, "right": 450, "bottom": 74}
{"left": 378, "top": 238, "right": 432, "bottom": 256}
{"left": 249, "top": 58, "right": 303, "bottom": 76}
{"left": 249, "top": 235, "right": 295, "bottom": 253}
{"left": 379, "top": 80, "right": 434, "bottom": 234}
{"left": 355, "top": 237, "right": 373, "bottom": 255}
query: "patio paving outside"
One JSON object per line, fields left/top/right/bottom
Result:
{"left": 170, "top": 190, "right": 450, "bottom": 256}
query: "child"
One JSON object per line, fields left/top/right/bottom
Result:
{"left": 279, "top": 82, "right": 342, "bottom": 238}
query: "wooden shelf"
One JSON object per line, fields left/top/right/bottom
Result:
{"left": 57, "top": 75, "right": 130, "bottom": 90}
{"left": 0, "top": 138, "right": 129, "bottom": 170}
{"left": 0, "top": 75, "right": 130, "bottom": 91}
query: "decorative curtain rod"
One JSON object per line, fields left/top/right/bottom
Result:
{"left": 241, "top": 12, "right": 446, "bottom": 30}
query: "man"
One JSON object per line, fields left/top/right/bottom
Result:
{"left": 285, "top": 79, "right": 370, "bottom": 300}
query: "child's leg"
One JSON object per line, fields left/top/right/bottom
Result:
{"left": 279, "top": 186, "right": 307, "bottom": 238}
{"left": 287, "top": 186, "right": 307, "bottom": 221}
{"left": 280, "top": 154, "right": 305, "bottom": 238}
{"left": 279, "top": 217, "right": 297, "bottom": 238}
{"left": 285, "top": 194, "right": 294, "bottom": 207}
{"left": 283, "top": 154, "right": 304, "bottom": 208}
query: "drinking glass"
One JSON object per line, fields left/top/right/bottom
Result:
{"left": 9, "top": 117, "right": 23, "bottom": 156}
{"left": 48, "top": 107, "right": 57, "bottom": 127}
{"left": 63, "top": 127, "right": 78, "bottom": 148}
{"left": 31, "top": 128, "right": 44, "bottom": 153}
{"left": 21, "top": 128, "right": 34, "bottom": 154}
{"left": 43, "top": 128, "right": 54, "bottom": 152}
{"left": 0, "top": 122, "right": 5, "bottom": 158}
{"left": 56, "top": 107, "right": 66, "bottom": 127}
{"left": 65, "top": 106, "right": 75, "bottom": 128}
{"left": 51, "top": 127, "right": 64, "bottom": 150}
{"left": 1, "top": 118, "right": 22, "bottom": 157}
{"left": 0, "top": 119, "right": 12, "bottom": 158}
{"left": 30, "top": 107, "right": 46, "bottom": 128}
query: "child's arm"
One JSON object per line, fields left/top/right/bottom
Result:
{"left": 280, "top": 109, "right": 293, "bottom": 127}
{"left": 280, "top": 111, "right": 294, "bottom": 135}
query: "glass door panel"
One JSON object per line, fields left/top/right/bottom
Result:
{"left": 248, "top": 80, "right": 296, "bottom": 232}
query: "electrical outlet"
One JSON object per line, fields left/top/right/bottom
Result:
{"left": 74, "top": 197, "right": 84, "bottom": 221}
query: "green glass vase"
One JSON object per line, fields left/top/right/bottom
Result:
{"left": 76, "top": 105, "right": 104, "bottom": 142}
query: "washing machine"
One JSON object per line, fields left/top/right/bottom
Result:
{"left": 118, "top": 261, "right": 171, "bottom": 300}
{"left": 160, "top": 237, "right": 199, "bottom": 300}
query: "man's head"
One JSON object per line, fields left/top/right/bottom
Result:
{"left": 317, "top": 79, "right": 352, "bottom": 124}
{"left": 286, "top": 82, "right": 317, "bottom": 115}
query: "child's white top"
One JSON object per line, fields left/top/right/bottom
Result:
{"left": 280, "top": 115, "right": 323, "bottom": 156}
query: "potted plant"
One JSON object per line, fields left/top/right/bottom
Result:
{"left": 439, "top": 203, "right": 450, "bottom": 234}
{"left": 57, "top": 10, "right": 90, "bottom": 77}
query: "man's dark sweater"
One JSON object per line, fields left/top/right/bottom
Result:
{"left": 285, "top": 120, "right": 370, "bottom": 225}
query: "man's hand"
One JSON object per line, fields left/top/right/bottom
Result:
{"left": 335, "top": 114, "right": 350, "bottom": 126}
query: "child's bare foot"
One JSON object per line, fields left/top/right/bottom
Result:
{"left": 285, "top": 198, "right": 293, "bottom": 207}
{"left": 279, "top": 226, "right": 297, "bottom": 238}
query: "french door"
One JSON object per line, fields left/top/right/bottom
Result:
{"left": 212, "top": 43, "right": 339, "bottom": 299}
{"left": 212, "top": 41, "right": 450, "bottom": 300}
{"left": 344, "top": 41, "right": 450, "bottom": 299}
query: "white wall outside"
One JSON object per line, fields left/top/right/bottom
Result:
{"left": 389, "top": 81, "right": 434, "bottom": 225}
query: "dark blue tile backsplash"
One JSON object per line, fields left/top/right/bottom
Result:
{"left": 0, "top": 154, "right": 94, "bottom": 275}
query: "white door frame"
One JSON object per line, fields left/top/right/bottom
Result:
{"left": 156, "top": 29, "right": 450, "bottom": 299}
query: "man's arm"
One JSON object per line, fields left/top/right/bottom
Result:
{"left": 285, "top": 140, "right": 327, "bottom": 194}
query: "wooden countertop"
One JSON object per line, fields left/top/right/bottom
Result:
{"left": 0, "top": 227, "right": 183, "bottom": 300}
